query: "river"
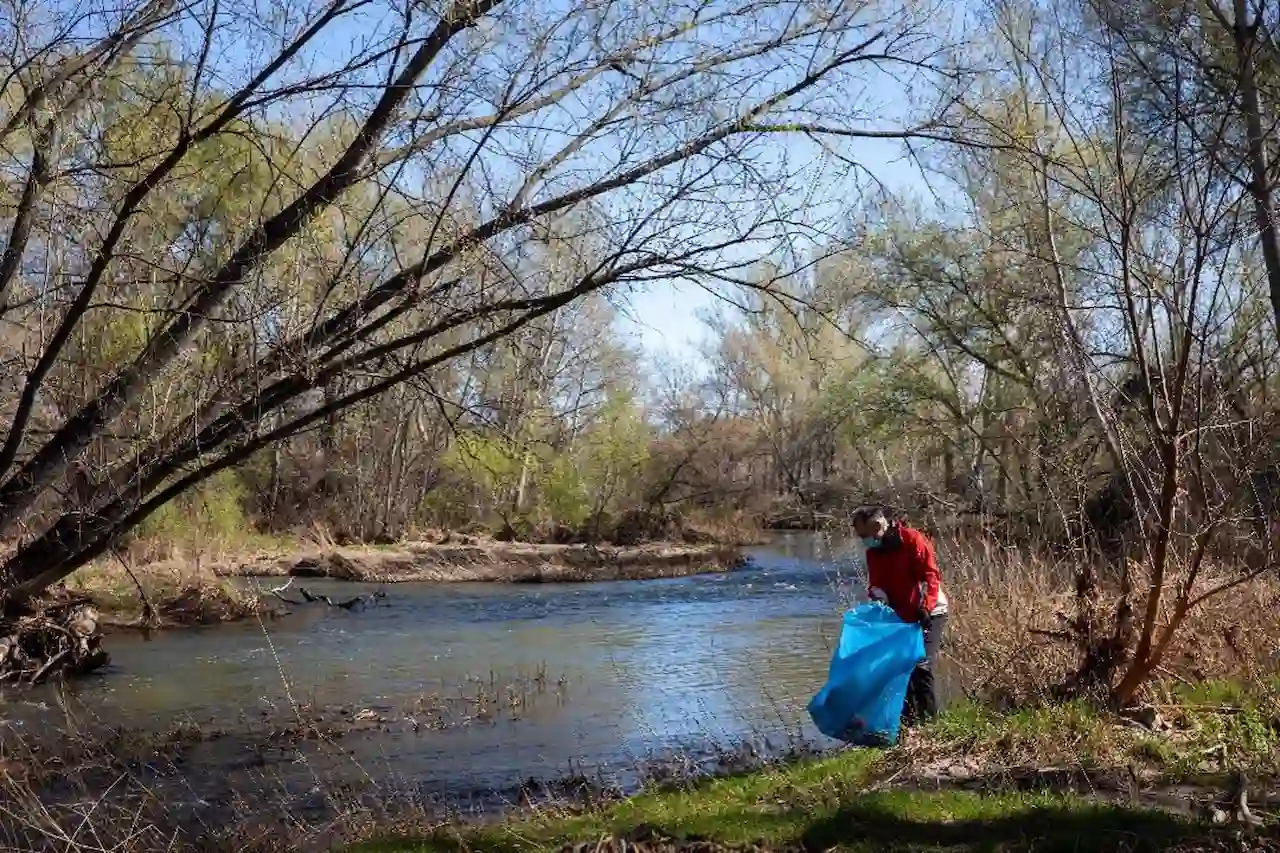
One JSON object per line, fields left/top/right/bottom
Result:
{"left": 2, "top": 532, "right": 948, "bottom": 823}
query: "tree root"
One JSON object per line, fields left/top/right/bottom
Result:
{"left": 1230, "top": 770, "right": 1263, "bottom": 826}
{"left": 0, "top": 592, "right": 109, "bottom": 684}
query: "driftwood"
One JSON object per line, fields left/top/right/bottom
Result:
{"left": 0, "top": 592, "right": 109, "bottom": 684}
{"left": 269, "top": 581, "right": 387, "bottom": 611}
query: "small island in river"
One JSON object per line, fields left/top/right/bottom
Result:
{"left": 216, "top": 537, "right": 748, "bottom": 584}
{"left": 48, "top": 527, "right": 754, "bottom": 640}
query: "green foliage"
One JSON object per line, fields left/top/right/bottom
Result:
{"left": 541, "top": 454, "right": 590, "bottom": 528}
{"left": 444, "top": 433, "right": 525, "bottom": 499}
{"left": 433, "top": 393, "right": 653, "bottom": 534}
{"left": 576, "top": 393, "right": 651, "bottom": 505}
{"left": 73, "top": 301, "right": 154, "bottom": 389}
{"left": 1158, "top": 679, "right": 1280, "bottom": 776}
{"left": 133, "top": 470, "right": 251, "bottom": 547}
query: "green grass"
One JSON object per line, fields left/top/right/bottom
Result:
{"left": 349, "top": 749, "right": 1216, "bottom": 853}
{"left": 1154, "top": 679, "right": 1280, "bottom": 780}
{"left": 349, "top": 684, "right": 1280, "bottom": 853}
{"left": 924, "top": 680, "right": 1280, "bottom": 780}
{"left": 927, "top": 699, "right": 1120, "bottom": 761}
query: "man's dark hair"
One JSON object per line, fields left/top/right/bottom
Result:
{"left": 851, "top": 505, "right": 889, "bottom": 526}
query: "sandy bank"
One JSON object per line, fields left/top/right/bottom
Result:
{"left": 57, "top": 537, "right": 747, "bottom": 633}
{"left": 212, "top": 539, "right": 747, "bottom": 584}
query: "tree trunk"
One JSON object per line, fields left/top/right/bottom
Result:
{"left": 512, "top": 309, "right": 561, "bottom": 517}
{"left": 321, "top": 379, "right": 340, "bottom": 498}
{"left": 383, "top": 409, "right": 411, "bottom": 539}
{"left": 268, "top": 436, "right": 281, "bottom": 519}
{"left": 1231, "top": 0, "right": 1280, "bottom": 338}
{"left": 998, "top": 434, "right": 1010, "bottom": 506}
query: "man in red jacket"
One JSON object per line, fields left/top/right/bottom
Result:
{"left": 852, "top": 505, "right": 949, "bottom": 725}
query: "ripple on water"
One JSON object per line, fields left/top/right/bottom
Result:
{"left": 10, "top": 533, "right": 861, "bottom": 798}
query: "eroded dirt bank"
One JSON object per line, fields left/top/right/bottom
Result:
{"left": 212, "top": 539, "right": 747, "bottom": 584}
{"left": 49, "top": 536, "right": 748, "bottom": 637}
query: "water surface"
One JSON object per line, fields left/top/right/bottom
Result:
{"left": 8, "top": 533, "right": 901, "bottom": 806}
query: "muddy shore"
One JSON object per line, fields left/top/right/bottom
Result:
{"left": 210, "top": 540, "right": 747, "bottom": 584}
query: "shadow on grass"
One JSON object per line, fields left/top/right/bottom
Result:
{"left": 798, "top": 796, "right": 1240, "bottom": 853}
{"left": 359, "top": 800, "right": 1269, "bottom": 853}
{"left": 351, "top": 767, "right": 1280, "bottom": 853}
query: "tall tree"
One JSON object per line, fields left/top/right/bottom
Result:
{"left": 0, "top": 0, "right": 968, "bottom": 602}
{"left": 1090, "top": 0, "right": 1280, "bottom": 337}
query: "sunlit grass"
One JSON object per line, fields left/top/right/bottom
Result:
{"left": 351, "top": 747, "right": 1208, "bottom": 853}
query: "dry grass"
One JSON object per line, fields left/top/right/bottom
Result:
{"left": 64, "top": 556, "right": 265, "bottom": 627}
{"left": 0, "top": 667, "right": 577, "bottom": 853}
{"left": 0, "top": 726, "right": 446, "bottom": 853}
{"left": 936, "top": 538, "right": 1280, "bottom": 708}
{"left": 681, "top": 512, "right": 771, "bottom": 546}
{"left": 8, "top": 531, "right": 1280, "bottom": 852}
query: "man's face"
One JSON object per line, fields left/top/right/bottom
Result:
{"left": 854, "top": 515, "right": 889, "bottom": 546}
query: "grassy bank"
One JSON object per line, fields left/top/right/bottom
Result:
{"left": 353, "top": 782, "right": 1257, "bottom": 853}
{"left": 3, "top": 645, "right": 1279, "bottom": 851}
{"left": 354, "top": 752, "right": 1209, "bottom": 853}
{"left": 348, "top": 682, "right": 1280, "bottom": 853}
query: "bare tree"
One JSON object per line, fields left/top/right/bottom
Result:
{"left": 964, "top": 0, "right": 1278, "bottom": 705}
{"left": 0, "top": 0, "right": 969, "bottom": 603}
{"left": 1090, "top": 0, "right": 1280, "bottom": 337}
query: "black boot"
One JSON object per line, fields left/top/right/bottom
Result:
{"left": 902, "top": 663, "right": 936, "bottom": 729}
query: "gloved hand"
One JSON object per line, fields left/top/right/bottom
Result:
{"left": 917, "top": 607, "right": 931, "bottom": 628}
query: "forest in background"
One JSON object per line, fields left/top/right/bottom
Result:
{"left": 0, "top": 0, "right": 1279, "bottom": 698}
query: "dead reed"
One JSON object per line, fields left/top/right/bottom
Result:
{"left": 936, "top": 538, "right": 1280, "bottom": 707}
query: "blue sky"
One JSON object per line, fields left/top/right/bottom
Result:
{"left": 620, "top": 133, "right": 933, "bottom": 369}
{"left": 104, "top": 0, "right": 951, "bottom": 375}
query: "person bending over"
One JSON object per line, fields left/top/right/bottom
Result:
{"left": 851, "top": 505, "right": 949, "bottom": 725}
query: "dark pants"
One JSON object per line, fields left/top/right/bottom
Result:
{"left": 904, "top": 613, "right": 947, "bottom": 726}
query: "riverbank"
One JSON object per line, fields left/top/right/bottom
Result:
{"left": 350, "top": 678, "right": 1280, "bottom": 853}
{"left": 16, "top": 531, "right": 1279, "bottom": 847}
{"left": 6, "top": 534, "right": 1275, "bottom": 849}
{"left": 60, "top": 536, "right": 747, "bottom": 628}
{"left": 219, "top": 539, "right": 746, "bottom": 583}
{"left": 4, "top": 679, "right": 1277, "bottom": 853}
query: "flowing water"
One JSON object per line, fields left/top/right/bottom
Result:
{"left": 2, "top": 533, "right": 950, "bottom": 816}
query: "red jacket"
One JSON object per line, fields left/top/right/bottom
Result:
{"left": 866, "top": 523, "right": 943, "bottom": 623}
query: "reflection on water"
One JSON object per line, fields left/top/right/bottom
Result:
{"left": 15, "top": 532, "right": 880, "bottom": 797}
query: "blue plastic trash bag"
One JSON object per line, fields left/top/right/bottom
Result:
{"left": 807, "top": 602, "right": 925, "bottom": 747}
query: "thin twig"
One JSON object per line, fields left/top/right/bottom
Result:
{"left": 111, "top": 549, "right": 156, "bottom": 628}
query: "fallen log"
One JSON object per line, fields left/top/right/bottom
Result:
{"left": 269, "top": 583, "right": 387, "bottom": 611}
